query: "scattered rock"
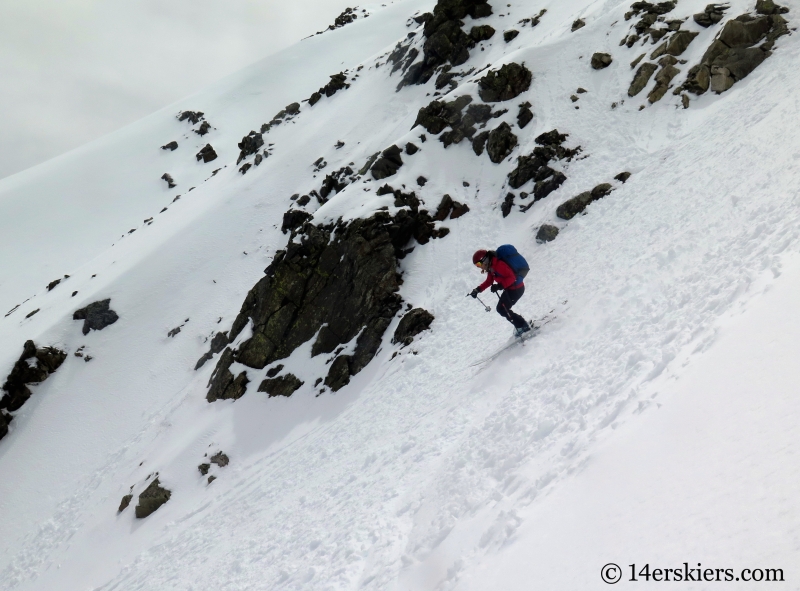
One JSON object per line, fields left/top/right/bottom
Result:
{"left": 392, "top": 308, "right": 434, "bottom": 346}
{"left": 501, "top": 192, "right": 515, "bottom": 217}
{"left": 236, "top": 131, "right": 264, "bottom": 164}
{"left": 178, "top": 111, "right": 204, "bottom": 125}
{"left": 478, "top": 63, "right": 532, "bottom": 102}
{"left": 308, "top": 73, "right": 349, "bottom": 105}
{"left": 556, "top": 183, "right": 613, "bottom": 220}
{"left": 517, "top": 101, "right": 533, "bottom": 128}
{"left": 405, "top": 142, "right": 420, "bottom": 155}
{"left": 572, "top": 18, "right": 586, "bottom": 31}
{"left": 73, "top": 299, "right": 119, "bottom": 335}
{"left": 591, "top": 53, "right": 613, "bottom": 69}
{"left": 25, "top": 309, "right": 39, "bottom": 319}
{"left": 168, "top": 327, "right": 181, "bottom": 338}
{"left": 260, "top": 103, "right": 302, "bottom": 133}
{"left": 371, "top": 145, "right": 404, "bottom": 179}
{"left": 210, "top": 452, "right": 229, "bottom": 467}
{"left": 471, "top": 24, "right": 496, "bottom": 41}
{"left": 694, "top": 3, "right": 729, "bottom": 27}
{"left": 504, "top": 30, "right": 520, "bottom": 42}
{"left": 258, "top": 373, "right": 304, "bottom": 397}
{"left": 648, "top": 63, "right": 680, "bottom": 102}
{"left": 196, "top": 144, "right": 218, "bottom": 163}
{"left": 0, "top": 341, "right": 67, "bottom": 428}
{"left": 507, "top": 130, "right": 579, "bottom": 193}
{"left": 536, "top": 224, "right": 559, "bottom": 243}
{"left": 194, "top": 121, "right": 211, "bottom": 136}
{"left": 47, "top": 278, "right": 62, "bottom": 291}
{"left": 161, "top": 141, "right": 178, "bottom": 151}
{"left": 417, "top": 176, "right": 428, "bottom": 186}
{"left": 198, "top": 463, "right": 210, "bottom": 476}
{"left": 135, "top": 478, "right": 171, "bottom": 518}
{"left": 433, "top": 194, "right": 470, "bottom": 220}
{"left": 118, "top": 494, "right": 133, "bottom": 513}
{"left": 194, "top": 332, "right": 229, "bottom": 370}
{"left": 161, "top": 173, "right": 176, "bottom": 188}
{"left": 486, "top": 122, "right": 518, "bottom": 163}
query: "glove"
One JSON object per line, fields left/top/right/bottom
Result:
{"left": 490, "top": 284, "right": 503, "bottom": 293}
{"left": 469, "top": 288, "right": 479, "bottom": 299}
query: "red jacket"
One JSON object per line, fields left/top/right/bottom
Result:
{"left": 478, "top": 257, "right": 523, "bottom": 291}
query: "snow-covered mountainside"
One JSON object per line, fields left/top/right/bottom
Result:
{"left": 2, "top": 0, "right": 800, "bottom": 589}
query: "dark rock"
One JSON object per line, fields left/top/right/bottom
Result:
{"left": 309, "top": 73, "right": 349, "bottom": 104}
{"left": 648, "top": 64, "right": 680, "bottom": 103}
{"left": 161, "top": 141, "right": 178, "bottom": 151}
{"left": 501, "top": 192, "right": 515, "bottom": 217}
{"left": 1, "top": 340, "right": 67, "bottom": 415}
{"left": 517, "top": 102, "right": 533, "bottom": 128}
{"left": 556, "top": 183, "right": 613, "bottom": 220}
{"left": 628, "top": 62, "right": 658, "bottom": 96}
{"left": 118, "top": 494, "right": 133, "bottom": 513}
{"left": 406, "top": 142, "right": 420, "bottom": 155}
{"left": 196, "top": 144, "right": 218, "bottom": 163}
{"left": 536, "top": 224, "right": 559, "bottom": 243}
{"left": 194, "top": 121, "right": 211, "bottom": 136}
{"left": 73, "top": 299, "right": 119, "bottom": 335}
{"left": 47, "top": 278, "right": 62, "bottom": 291}
{"left": 572, "top": 18, "right": 586, "bottom": 31}
{"left": 178, "top": 111, "right": 204, "bottom": 125}
{"left": 258, "top": 373, "right": 304, "bottom": 397}
{"left": 417, "top": 176, "right": 428, "bottom": 186}
{"left": 194, "top": 332, "right": 229, "bottom": 370}
{"left": 478, "top": 63, "right": 532, "bottom": 102}
{"left": 371, "top": 145, "right": 404, "bottom": 179}
{"left": 324, "top": 356, "right": 352, "bottom": 391}
{"left": 25, "top": 309, "right": 39, "bottom": 319}
{"left": 433, "top": 194, "right": 470, "bottom": 220}
{"left": 451, "top": 200, "right": 470, "bottom": 218}
{"left": 168, "top": 327, "right": 181, "bottom": 338}
{"left": 472, "top": 131, "right": 489, "bottom": 156}
{"left": 486, "top": 123, "right": 518, "bottom": 163}
{"left": 236, "top": 132, "right": 264, "bottom": 164}
{"left": 615, "top": 171, "right": 632, "bottom": 183}
{"left": 508, "top": 130, "right": 578, "bottom": 192}
{"left": 665, "top": 31, "right": 699, "bottom": 56}
{"left": 210, "top": 452, "right": 229, "bottom": 467}
{"left": 297, "top": 195, "right": 311, "bottom": 206}
{"left": 684, "top": 64, "right": 711, "bottom": 93}
{"left": 533, "top": 172, "right": 567, "bottom": 201}
{"left": 718, "top": 16, "right": 772, "bottom": 48}
{"left": 198, "top": 463, "right": 210, "bottom": 475}
{"left": 239, "top": 163, "right": 252, "bottom": 175}
{"left": 135, "top": 478, "right": 171, "bottom": 518}
{"left": 694, "top": 4, "right": 728, "bottom": 27}
{"left": 319, "top": 166, "right": 355, "bottom": 200}
{"left": 0, "top": 411, "right": 11, "bottom": 440}
{"left": 308, "top": 92, "right": 323, "bottom": 106}
{"left": 206, "top": 348, "right": 250, "bottom": 402}
{"left": 266, "top": 364, "right": 284, "bottom": 378}
{"left": 504, "top": 30, "right": 520, "bottom": 42}
{"left": 161, "top": 173, "right": 176, "bottom": 189}
{"left": 392, "top": 308, "right": 434, "bottom": 346}
{"left": 471, "top": 25, "right": 496, "bottom": 41}
{"left": 591, "top": 53, "right": 613, "bottom": 69}
{"left": 413, "top": 95, "right": 473, "bottom": 135}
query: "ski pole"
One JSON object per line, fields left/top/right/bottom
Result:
{"left": 466, "top": 292, "right": 491, "bottom": 312}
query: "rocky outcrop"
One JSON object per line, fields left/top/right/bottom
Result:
{"left": 73, "top": 299, "right": 119, "bottom": 335}
{"left": 371, "top": 145, "right": 404, "bottom": 179}
{"left": 178, "top": 111, "right": 204, "bottom": 125}
{"left": 236, "top": 131, "right": 264, "bottom": 164}
{"left": 477, "top": 63, "right": 532, "bottom": 102}
{"left": 281, "top": 210, "right": 313, "bottom": 235}
{"left": 507, "top": 130, "right": 580, "bottom": 203}
{"left": 194, "top": 121, "right": 211, "bottom": 136}
{"left": 556, "top": 183, "right": 613, "bottom": 220}
{"left": 258, "top": 374, "right": 304, "bottom": 397}
{"left": 694, "top": 4, "right": 728, "bottom": 27}
{"left": 308, "top": 73, "right": 349, "bottom": 106}
{"left": 681, "top": 7, "right": 789, "bottom": 95}
{"left": 261, "top": 103, "right": 301, "bottom": 134}
{"left": 206, "top": 207, "right": 450, "bottom": 399}
{"left": 503, "top": 30, "right": 520, "bottom": 42}
{"left": 0, "top": 340, "right": 67, "bottom": 440}
{"left": 135, "top": 478, "right": 171, "bottom": 518}
{"left": 433, "top": 194, "right": 470, "bottom": 220}
{"left": 622, "top": 1, "right": 678, "bottom": 47}
{"left": 591, "top": 53, "right": 613, "bottom": 69}
{"left": 401, "top": 0, "right": 493, "bottom": 87}
{"left": 195, "top": 144, "right": 217, "bottom": 163}
{"left": 517, "top": 102, "right": 533, "bottom": 128}
{"left": 628, "top": 62, "right": 658, "bottom": 96}
{"left": 486, "top": 122, "right": 517, "bottom": 163}
{"left": 536, "top": 224, "right": 559, "bottom": 243}
{"left": 195, "top": 332, "right": 229, "bottom": 370}
{"left": 392, "top": 308, "right": 434, "bottom": 346}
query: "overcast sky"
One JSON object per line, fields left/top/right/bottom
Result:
{"left": 0, "top": 0, "right": 360, "bottom": 180}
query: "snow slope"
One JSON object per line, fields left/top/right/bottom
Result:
{"left": 2, "top": 0, "right": 800, "bottom": 589}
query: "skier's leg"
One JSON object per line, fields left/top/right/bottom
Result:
{"left": 498, "top": 288, "right": 528, "bottom": 329}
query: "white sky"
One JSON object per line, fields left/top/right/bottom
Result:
{"left": 0, "top": 0, "right": 359, "bottom": 180}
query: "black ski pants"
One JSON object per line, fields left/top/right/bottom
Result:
{"left": 496, "top": 285, "right": 527, "bottom": 329}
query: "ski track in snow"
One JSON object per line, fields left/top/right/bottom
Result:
{"left": 2, "top": 0, "right": 800, "bottom": 589}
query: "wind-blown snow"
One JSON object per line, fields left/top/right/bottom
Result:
{"left": 1, "top": 0, "right": 800, "bottom": 589}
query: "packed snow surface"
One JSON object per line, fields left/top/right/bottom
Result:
{"left": 1, "top": 0, "right": 799, "bottom": 589}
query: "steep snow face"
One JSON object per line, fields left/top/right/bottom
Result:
{"left": 2, "top": 0, "right": 800, "bottom": 589}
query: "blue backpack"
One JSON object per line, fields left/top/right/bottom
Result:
{"left": 496, "top": 244, "right": 529, "bottom": 287}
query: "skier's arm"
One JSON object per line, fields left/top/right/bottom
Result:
{"left": 477, "top": 274, "right": 493, "bottom": 292}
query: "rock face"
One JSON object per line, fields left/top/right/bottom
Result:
{"left": 194, "top": 332, "right": 229, "bottom": 370}
{"left": 73, "top": 299, "right": 119, "bottom": 335}
{"left": 486, "top": 122, "right": 518, "bottom": 163}
{"left": 629, "top": 62, "right": 658, "bottom": 96}
{"left": 433, "top": 194, "right": 470, "bottom": 220}
{"left": 207, "top": 208, "right": 449, "bottom": 400}
{"left": 135, "top": 478, "right": 171, "bottom": 518}
{"left": 591, "top": 53, "right": 613, "bottom": 69}
{"left": 556, "top": 183, "right": 613, "bottom": 220}
{"left": 258, "top": 373, "right": 304, "bottom": 397}
{"left": 478, "top": 63, "right": 532, "bottom": 102}
{"left": 401, "top": 0, "right": 493, "bottom": 86}
{"left": 195, "top": 144, "right": 217, "bottom": 163}
{"left": 392, "top": 308, "right": 434, "bottom": 346}
{"left": 536, "top": 224, "right": 560, "bottom": 243}
{"left": 682, "top": 9, "right": 789, "bottom": 95}
{"left": 0, "top": 340, "right": 67, "bottom": 439}
{"left": 371, "top": 145, "right": 404, "bottom": 179}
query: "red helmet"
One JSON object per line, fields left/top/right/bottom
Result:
{"left": 472, "top": 249, "right": 488, "bottom": 265}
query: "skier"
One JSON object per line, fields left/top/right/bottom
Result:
{"left": 470, "top": 247, "right": 531, "bottom": 337}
